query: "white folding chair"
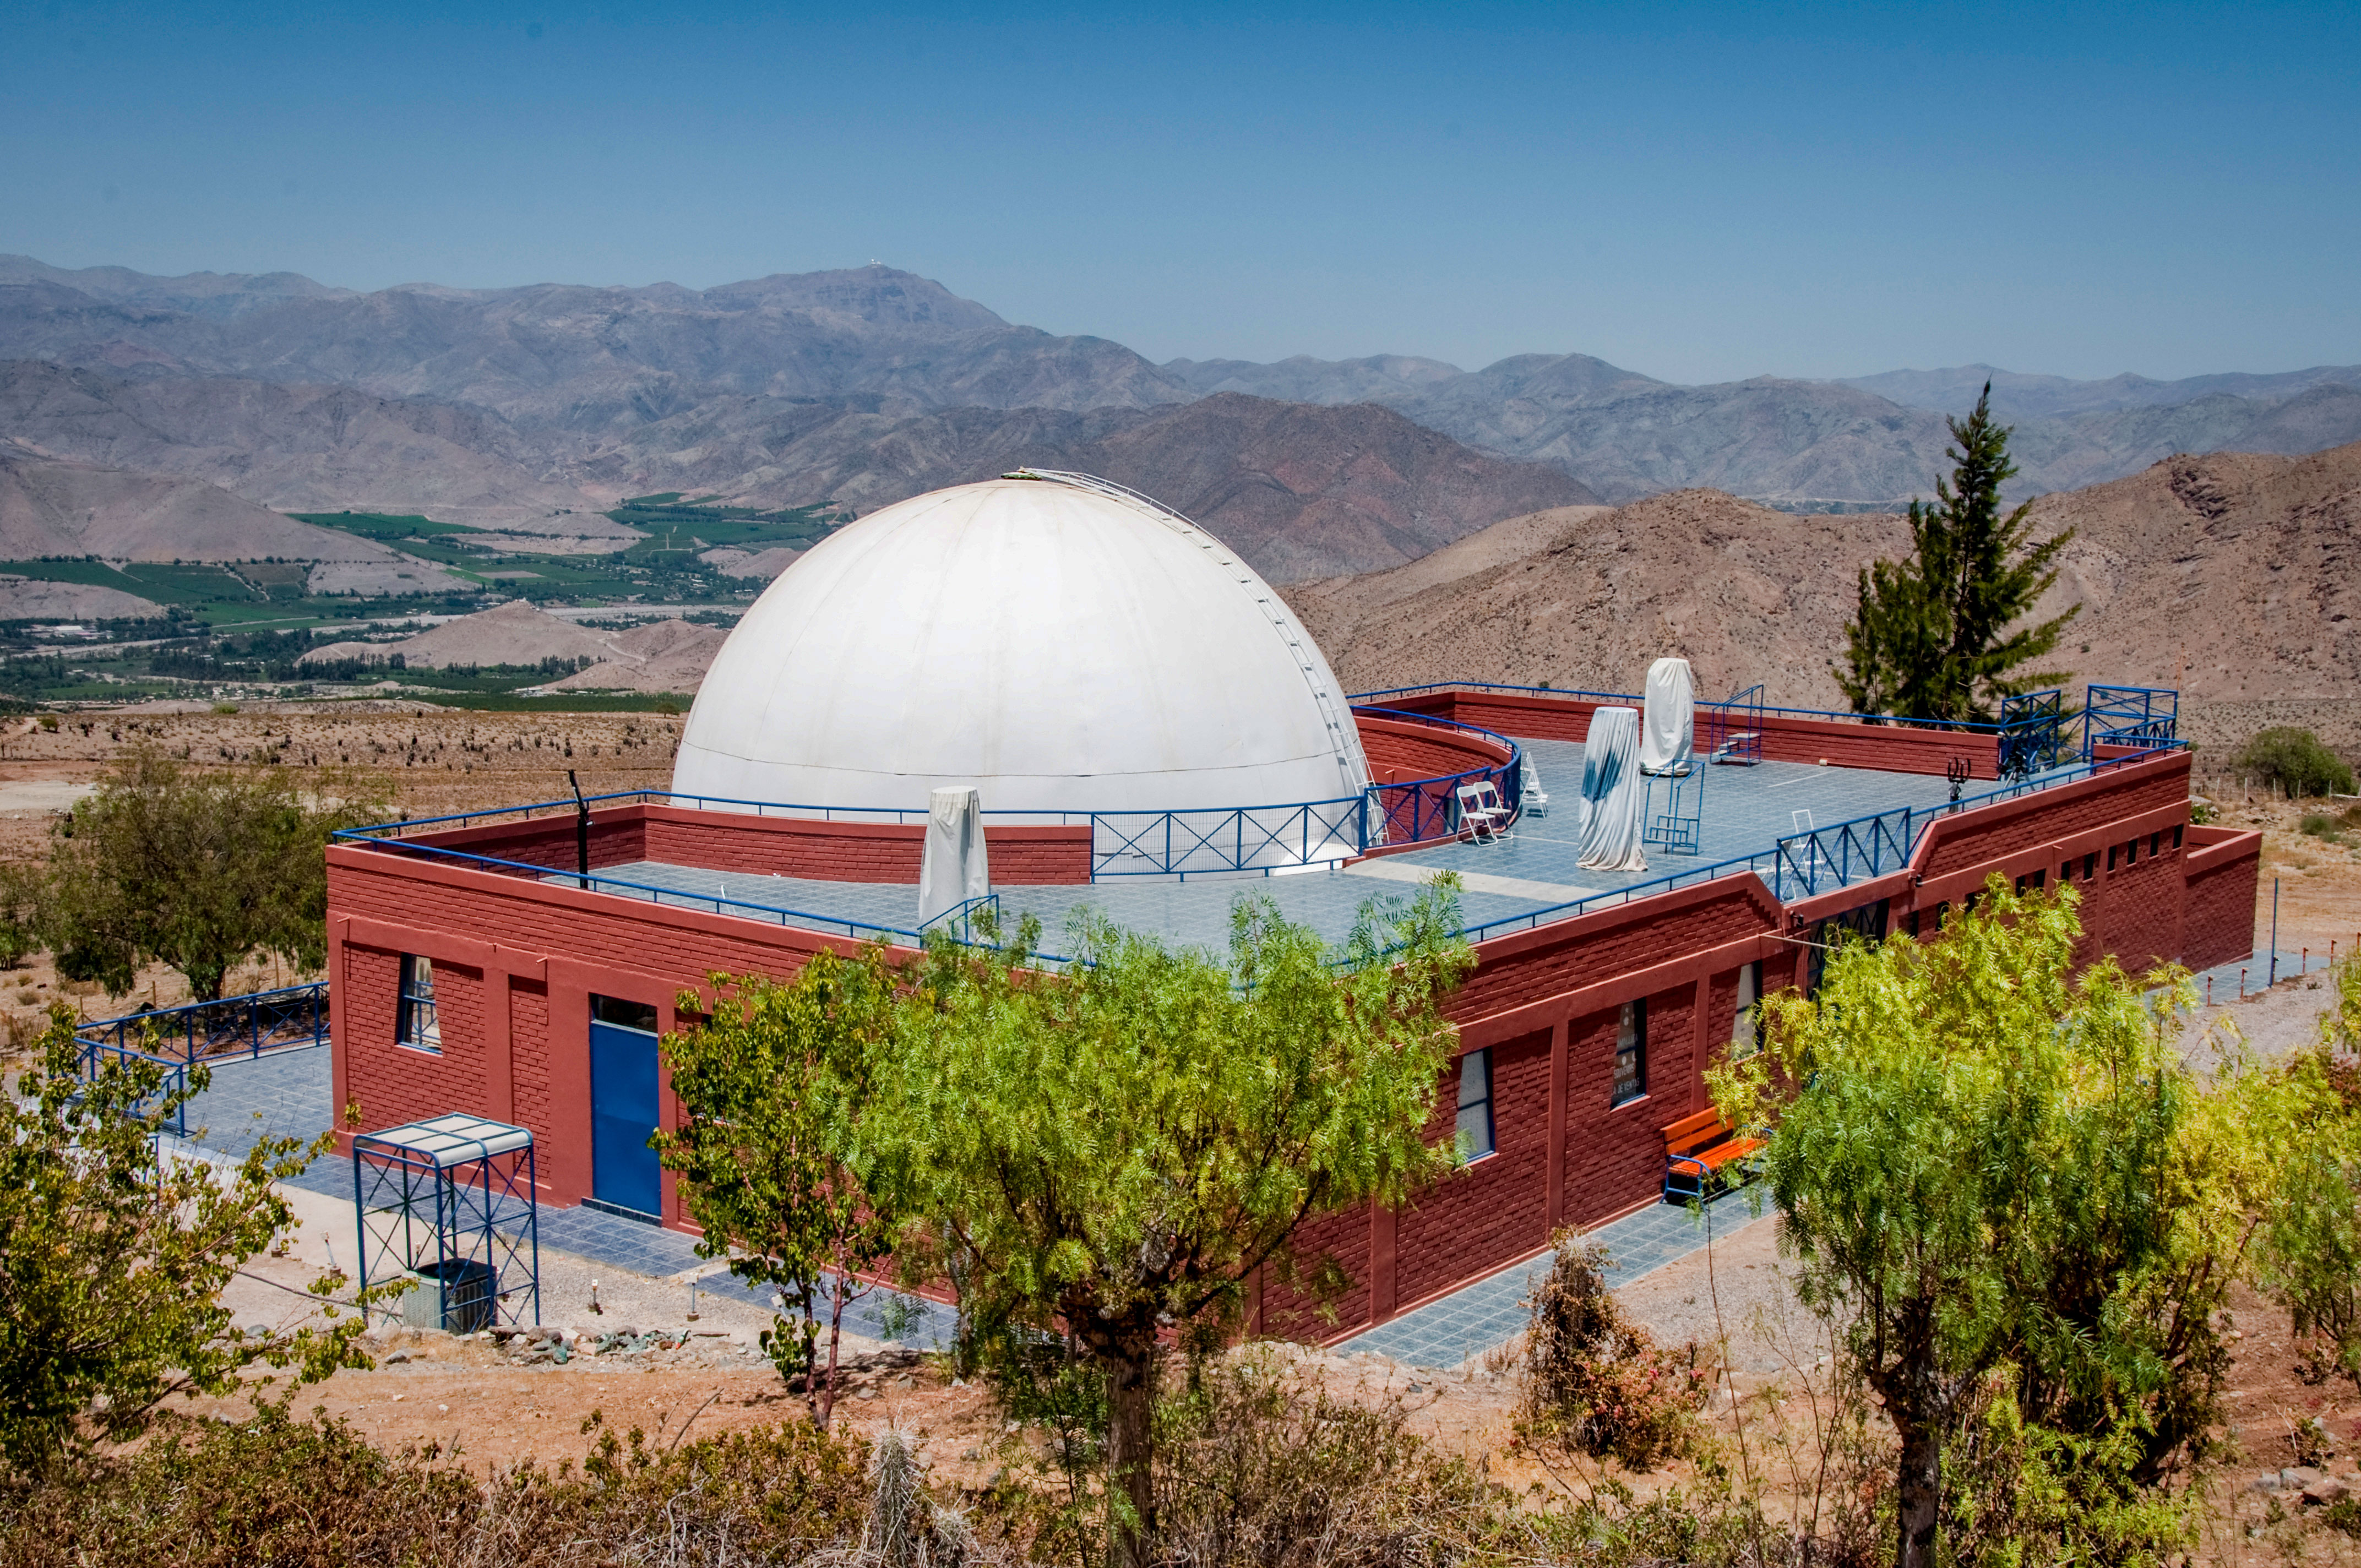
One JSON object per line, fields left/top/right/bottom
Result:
{"left": 1456, "top": 780, "right": 1510, "bottom": 843}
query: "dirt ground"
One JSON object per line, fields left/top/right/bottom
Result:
{"left": 175, "top": 1197, "right": 2361, "bottom": 1566}
{"left": 0, "top": 704, "right": 683, "bottom": 1039}
{"left": 2232, "top": 793, "right": 2361, "bottom": 960}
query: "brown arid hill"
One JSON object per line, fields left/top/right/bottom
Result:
{"left": 0, "top": 360, "right": 608, "bottom": 531}
{"left": 545, "top": 617, "right": 730, "bottom": 694}
{"left": 0, "top": 447, "right": 401, "bottom": 562}
{"left": 0, "top": 573, "right": 161, "bottom": 618}
{"left": 301, "top": 600, "right": 728, "bottom": 693}
{"left": 1290, "top": 439, "right": 2361, "bottom": 713}
{"left": 2023, "top": 442, "right": 2361, "bottom": 701}
{"left": 600, "top": 393, "right": 1597, "bottom": 584}
{"left": 1290, "top": 489, "right": 1903, "bottom": 705}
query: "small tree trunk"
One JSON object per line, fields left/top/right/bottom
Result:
{"left": 817, "top": 1274, "right": 847, "bottom": 1430}
{"left": 1895, "top": 1413, "right": 1942, "bottom": 1568}
{"left": 1098, "top": 1327, "right": 1159, "bottom": 1568}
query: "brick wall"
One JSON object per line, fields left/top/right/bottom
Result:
{"left": 401, "top": 803, "right": 1094, "bottom": 886}
{"left": 339, "top": 944, "right": 489, "bottom": 1135}
{"left": 512, "top": 979, "right": 553, "bottom": 1156}
{"left": 1357, "top": 716, "right": 1513, "bottom": 785}
{"left": 1395, "top": 1030, "right": 1552, "bottom": 1308}
{"left": 2183, "top": 826, "right": 2263, "bottom": 973}
{"left": 1375, "top": 688, "right": 2004, "bottom": 778}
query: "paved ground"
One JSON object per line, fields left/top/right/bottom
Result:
{"left": 166, "top": 1042, "right": 955, "bottom": 1344}
{"left": 1330, "top": 1187, "right": 1759, "bottom": 1367}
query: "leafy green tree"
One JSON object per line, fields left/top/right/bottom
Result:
{"left": 0, "top": 1007, "right": 370, "bottom": 1473}
{"left": 1715, "top": 878, "right": 2292, "bottom": 1568}
{"left": 40, "top": 746, "right": 386, "bottom": 1000}
{"left": 2233, "top": 726, "right": 2356, "bottom": 799}
{"left": 868, "top": 884, "right": 1473, "bottom": 1568}
{"left": 0, "top": 861, "right": 42, "bottom": 971}
{"left": 1837, "top": 384, "right": 2080, "bottom": 722}
{"left": 656, "top": 949, "right": 903, "bottom": 1429}
{"left": 2257, "top": 954, "right": 2361, "bottom": 1392}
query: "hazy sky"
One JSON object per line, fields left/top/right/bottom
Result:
{"left": 7, "top": 1, "right": 2355, "bottom": 384}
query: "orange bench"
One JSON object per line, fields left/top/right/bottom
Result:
{"left": 1662, "top": 1108, "right": 1762, "bottom": 1202}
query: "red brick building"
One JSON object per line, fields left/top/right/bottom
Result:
{"left": 327, "top": 683, "right": 2254, "bottom": 1346}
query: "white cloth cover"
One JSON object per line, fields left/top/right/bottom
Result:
{"left": 918, "top": 786, "right": 990, "bottom": 926}
{"left": 1577, "top": 706, "right": 1649, "bottom": 872}
{"left": 1640, "top": 657, "right": 1695, "bottom": 776}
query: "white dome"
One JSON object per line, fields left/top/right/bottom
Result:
{"left": 671, "top": 472, "right": 1372, "bottom": 818}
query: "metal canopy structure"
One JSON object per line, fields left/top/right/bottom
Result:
{"left": 354, "top": 1113, "right": 540, "bottom": 1333}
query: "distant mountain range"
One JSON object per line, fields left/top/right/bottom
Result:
{"left": 0, "top": 252, "right": 2354, "bottom": 568}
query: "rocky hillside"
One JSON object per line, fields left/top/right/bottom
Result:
{"left": 0, "top": 360, "right": 601, "bottom": 530}
{"left": 0, "top": 259, "right": 1186, "bottom": 431}
{"left": 1290, "top": 439, "right": 2361, "bottom": 710}
{"left": 4, "top": 255, "right": 2355, "bottom": 518}
{"left": 0, "top": 357, "right": 1595, "bottom": 583}
{"left": 1182, "top": 353, "right": 2361, "bottom": 508}
{"left": 595, "top": 394, "right": 1596, "bottom": 582}
{"left": 302, "top": 599, "right": 728, "bottom": 693}
{"left": 0, "top": 447, "right": 402, "bottom": 562}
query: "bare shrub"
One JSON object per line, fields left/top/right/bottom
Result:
{"left": 0, "top": 1402, "right": 871, "bottom": 1567}
{"left": 1516, "top": 1231, "right": 1710, "bottom": 1473}
{"left": 1150, "top": 1348, "right": 1529, "bottom": 1568}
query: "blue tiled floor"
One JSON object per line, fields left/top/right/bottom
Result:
{"left": 1332, "top": 1187, "right": 1762, "bottom": 1368}
{"left": 160, "top": 1046, "right": 954, "bottom": 1343}
{"left": 165, "top": 1044, "right": 351, "bottom": 1197}
{"left": 601, "top": 744, "right": 2007, "bottom": 956}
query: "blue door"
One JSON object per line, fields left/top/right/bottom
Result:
{"left": 589, "top": 998, "right": 662, "bottom": 1217}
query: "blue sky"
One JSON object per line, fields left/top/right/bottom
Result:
{"left": 6, "top": 1, "right": 2355, "bottom": 383}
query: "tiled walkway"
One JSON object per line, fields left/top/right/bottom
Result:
{"left": 162, "top": 1044, "right": 954, "bottom": 1343}
{"left": 1331, "top": 1188, "right": 1762, "bottom": 1368}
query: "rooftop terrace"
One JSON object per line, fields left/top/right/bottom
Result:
{"left": 341, "top": 718, "right": 2180, "bottom": 976}
{"left": 597, "top": 738, "right": 1962, "bottom": 950}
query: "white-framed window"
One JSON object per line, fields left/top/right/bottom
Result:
{"left": 396, "top": 954, "right": 441, "bottom": 1053}
{"left": 1455, "top": 1049, "right": 1495, "bottom": 1162}
{"left": 1612, "top": 1000, "right": 1647, "bottom": 1106}
{"left": 1731, "top": 962, "right": 1763, "bottom": 1060}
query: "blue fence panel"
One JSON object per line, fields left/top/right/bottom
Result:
{"left": 1774, "top": 805, "right": 1916, "bottom": 899}
{"left": 75, "top": 981, "right": 329, "bottom": 1068}
{"left": 2082, "top": 685, "right": 2180, "bottom": 759}
{"left": 72, "top": 1035, "right": 192, "bottom": 1137}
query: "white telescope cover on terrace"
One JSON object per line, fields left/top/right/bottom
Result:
{"left": 918, "top": 786, "right": 989, "bottom": 926}
{"left": 672, "top": 476, "right": 1372, "bottom": 820}
{"left": 1577, "top": 705, "right": 1649, "bottom": 872}
{"left": 1640, "top": 657, "right": 1695, "bottom": 776}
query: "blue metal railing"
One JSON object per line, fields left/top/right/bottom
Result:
{"left": 1767, "top": 741, "right": 2191, "bottom": 899}
{"left": 1701, "top": 684, "right": 1766, "bottom": 766}
{"left": 329, "top": 692, "right": 2187, "bottom": 951}
{"left": 1446, "top": 742, "right": 2189, "bottom": 948}
{"left": 74, "top": 981, "right": 329, "bottom": 1067}
{"left": 1776, "top": 807, "right": 1917, "bottom": 898}
{"left": 916, "top": 892, "right": 1004, "bottom": 945}
{"left": 1998, "top": 689, "right": 2069, "bottom": 778}
{"left": 336, "top": 709, "right": 1526, "bottom": 884}
{"left": 73, "top": 1035, "right": 194, "bottom": 1138}
{"left": 2083, "top": 685, "right": 2180, "bottom": 760}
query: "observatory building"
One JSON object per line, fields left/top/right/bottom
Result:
{"left": 327, "top": 470, "right": 2259, "bottom": 1345}
{"left": 673, "top": 475, "right": 1370, "bottom": 819}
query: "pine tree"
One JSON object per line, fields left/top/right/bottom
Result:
{"left": 1837, "top": 384, "right": 2079, "bottom": 722}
